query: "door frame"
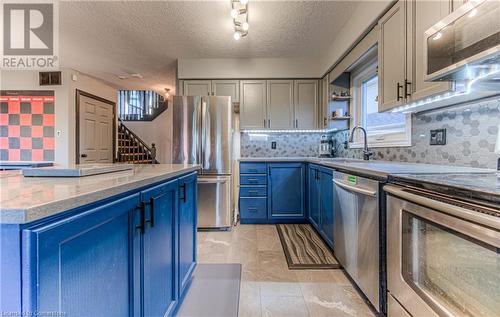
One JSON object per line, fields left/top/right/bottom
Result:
{"left": 75, "top": 89, "right": 116, "bottom": 164}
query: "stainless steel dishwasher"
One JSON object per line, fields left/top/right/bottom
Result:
{"left": 333, "top": 171, "right": 380, "bottom": 312}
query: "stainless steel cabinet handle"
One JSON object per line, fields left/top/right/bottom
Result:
{"left": 295, "top": 119, "right": 298, "bottom": 128}
{"left": 198, "top": 178, "right": 228, "bottom": 184}
{"left": 333, "top": 179, "right": 377, "bottom": 197}
{"left": 264, "top": 118, "right": 266, "bottom": 128}
{"left": 268, "top": 119, "right": 270, "bottom": 127}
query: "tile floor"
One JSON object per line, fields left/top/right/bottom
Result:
{"left": 197, "top": 224, "right": 375, "bottom": 317}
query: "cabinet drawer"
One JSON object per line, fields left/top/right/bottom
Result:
{"left": 240, "top": 175, "right": 267, "bottom": 185}
{"left": 240, "top": 163, "right": 267, "bottom": 174}
{"left": 240, "top": 198, "right": 267, "bottom": 219}
{"left": 240, "top": 186, "right": 267, "bottom": 197}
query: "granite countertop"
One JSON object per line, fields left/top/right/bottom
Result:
{"left": 0, "top": 164, "right": 200, "bottom": 224}
{"left": 239, "top": 157, "right": 495, "bottom": 179}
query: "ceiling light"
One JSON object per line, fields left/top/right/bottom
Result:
{"left": 242, "top": 22, "right": 249, "bottom": 31}
{"left": 230, "top": 9, "right": 239, "bottom": 18}
{"left": 131, "top": 73, "right": 143, "bottom": 79}
{"left": 233, "top": 31, "right": 241, "bottom": 40}
{"left": 239, "top": 0, "right": 249, "bottom": 5}
{"left": 164, "top": 88, "right": 170, "bottom": 98}
{"left": 117, "top": 75, "right": 127, "bottom": 80}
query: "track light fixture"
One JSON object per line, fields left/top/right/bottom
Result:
{"left": 231, "top": 0, "right": 249, "bottom": 40}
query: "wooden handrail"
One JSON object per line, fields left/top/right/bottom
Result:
{"left": 117, "top": 119, "right": 158, "bottom": 164}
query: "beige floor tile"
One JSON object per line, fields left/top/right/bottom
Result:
{"left": 239, "top": 281, "right": 262, "bottom": 317}
{"left": 196, "top": 225, "right": 373, "bottom": 317}
{"left": 261, "top": 296, "right": 310, "bottom": 317}
{"left": 260, "top": 281, "right": 303, "bottom": 297}
{"left": 300, "top": 282, "right": 375, "bottom": 317}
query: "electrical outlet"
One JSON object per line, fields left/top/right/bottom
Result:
{"left": 430, "top": 129, "right": 446, "bottom": 145}
{"left": 271, "top": 141, "right": 276, "bottom": 149}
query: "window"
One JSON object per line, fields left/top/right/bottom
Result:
{"left": 351, "top": 57, "right": 411, "bottom": 148}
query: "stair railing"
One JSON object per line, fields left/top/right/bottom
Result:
{"left": 117, "top": 119, "right": 158, "bottom": 164}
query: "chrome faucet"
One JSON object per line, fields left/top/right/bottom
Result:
{"left": 349, "top": 126, "right": 373, "bottom": 161}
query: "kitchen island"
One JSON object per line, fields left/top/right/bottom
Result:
{"left": 0, "top": 164, "right": 199, "bottom": 317}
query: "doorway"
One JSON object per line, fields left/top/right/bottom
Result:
{"left": 76, "top": 90, "right": 116, "bottom": 164}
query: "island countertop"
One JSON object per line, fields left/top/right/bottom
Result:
{"left": 0, "top": 164, "right": 200, "bottom": 224}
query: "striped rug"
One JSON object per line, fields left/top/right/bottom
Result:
{"left": 276, "top": 224, "right": 340, "bottom": 269}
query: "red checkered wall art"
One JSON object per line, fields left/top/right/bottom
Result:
{"left": 0, "top": 91, "right": 55, "bottom": 161}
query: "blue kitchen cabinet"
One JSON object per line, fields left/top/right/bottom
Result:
{"left": 307, "top": 164, "right": 334, "bottom": 249}
{"left": 268, "top": 163, "right": 306, "bottom": 220}
{"left": 177, "top": 172, "right": 197, "bottom": 297}
{"left": 8, "top": 172, "right": 199, "bottom": 317}
{"left": 319, "top": 167, "right": 334, "bottom": 248}
{"left": 308, "top": 165, "right": 321, "bottom": 228}
{"left": 239, "top": 163, "right": 268, "bottom": 223}
{"left": 22, "top": 194, "right": 141, "bottom": 317}
{"left": 141, "top": 179, "right": 179, "bottom": 317}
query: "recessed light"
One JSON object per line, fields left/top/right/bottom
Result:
{"left": 130, "top": 73, "right": 143, "bottom": 79}
{"left": 117, "top": 75, "right": 127, "bottom": 80}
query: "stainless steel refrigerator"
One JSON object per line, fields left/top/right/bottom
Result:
{"left": 172, "top": 96, "right": 233, "bottom": 229}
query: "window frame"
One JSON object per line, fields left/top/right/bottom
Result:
{"left": 350, "top": 57, "right": 412, "bottom": 149}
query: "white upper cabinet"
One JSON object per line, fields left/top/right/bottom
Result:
{"left": 378, "top": 0, "right": 456, "bottom": 112}
{"left": 212, "top": 80, "right": 240, "bottom": 102}
{"left": 240, "top": 80, "right": 267, "bottom": 129}
{"left": 294, "top": 80, "right": 318, "bottom": 129}
{"left": 378, "top": 0, "right": 407, "bottom": 112}
{"left": 183, "top": 80, "right": 212, "bottom": 96}
{"left": 267, "top": 80, "right": 294, "bottom": 129}
{"left": 409, "top": 0, "right": 454, "bottom": 101}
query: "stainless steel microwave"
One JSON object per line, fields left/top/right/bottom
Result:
{"left": 424, "top": 0, "right": 500, "bottom": 82}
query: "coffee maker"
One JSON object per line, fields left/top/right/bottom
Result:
{"left": 318, "top": 134, "right": 334, "bottom": 157}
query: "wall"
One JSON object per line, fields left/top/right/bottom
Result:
{"left": 240, "top": 97, "right": 500, "bottom": 169}
{"left": 319, "top": 0, "right": 393, "bottom": 74}
{"left": 0, "top": 69, "right": 117, "bottom": 165}
{"left": 178, "top": 58, "right": 323, "bottom": 79}
{"left": 124, "top": 109, "right": 172, "bottom": 163}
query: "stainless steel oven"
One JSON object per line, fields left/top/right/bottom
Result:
{"left": 385, "top": 185, "right": 500, "bottom": 317}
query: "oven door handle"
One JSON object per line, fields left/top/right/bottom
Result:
{"left": 384, "top": 185, "right": 500, "bottom": 232}
{"left": 333, "top": 179, "right": 377, "bottom": 197}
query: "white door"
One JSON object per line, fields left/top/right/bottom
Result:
{"left": 240, "top": 80, "right": 267, "bottom": 129}
{"left": 213, "top": 80, "right": 240, "bottom": 102}
{"left": 183, "top": 80, "right": 212, "bottom": 96}
{"left": 78, "top": 95, "right": 114, "bottom": 164}
{"left": 294, "top": 80, "right": 318, "bottom": 129}
{"left": 267, "top": 80, "right": 294, "bottom": 129}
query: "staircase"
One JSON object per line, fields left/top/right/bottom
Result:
{"left": 117, "top": 120, "right": 158, "bottom": 164}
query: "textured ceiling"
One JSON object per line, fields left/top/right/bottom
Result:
{"left": 59, "top": 1, "right": 360, "bottom": 93}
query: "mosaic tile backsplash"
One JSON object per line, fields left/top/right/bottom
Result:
{"left": 241, "top": 97, "right": 500, "bottom": 169}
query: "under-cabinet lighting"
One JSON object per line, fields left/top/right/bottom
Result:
{"left": 241, "top": 128, "right": 339, "bottom": 133}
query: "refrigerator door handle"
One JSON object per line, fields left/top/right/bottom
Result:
{"left": 198, "top": 177, "right": 228, "bottom": 184}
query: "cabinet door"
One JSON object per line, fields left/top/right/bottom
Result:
{"left": 183, "top": 80, "right": 212, "bottom": 96}
{"left": 268, "top": 163, "right": 305, "bottom": 219}
{"left": 213, "top": 80, "right": 240, "bottom": 102}
{"left": 141, "top": 180, "right": 178, "bottom": 317}
{"left": 319, "top": 168, "right": 334, "bottom": 248}
{"left": 240, "top": 80, "right": 267, "bottom": 129}
{"left": 308, "top": 165, "right": 321, "bottom": 229}
{"left": 294, "top": 80, "right": 318, "bottom": 129}
{"left": 178, "top": 172, "right": 197, "bottom": 297}
{"left": 409, "top": 0, "right": 454, "bottom": 101}
{"left": 267, "top": 80, "right": 294, "bottom": 129}
{"left": 22, "top": 194, "right": 141, "bottom": 317}
{"left": 378, "top": 0, "right": 407, "bottom": 112}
